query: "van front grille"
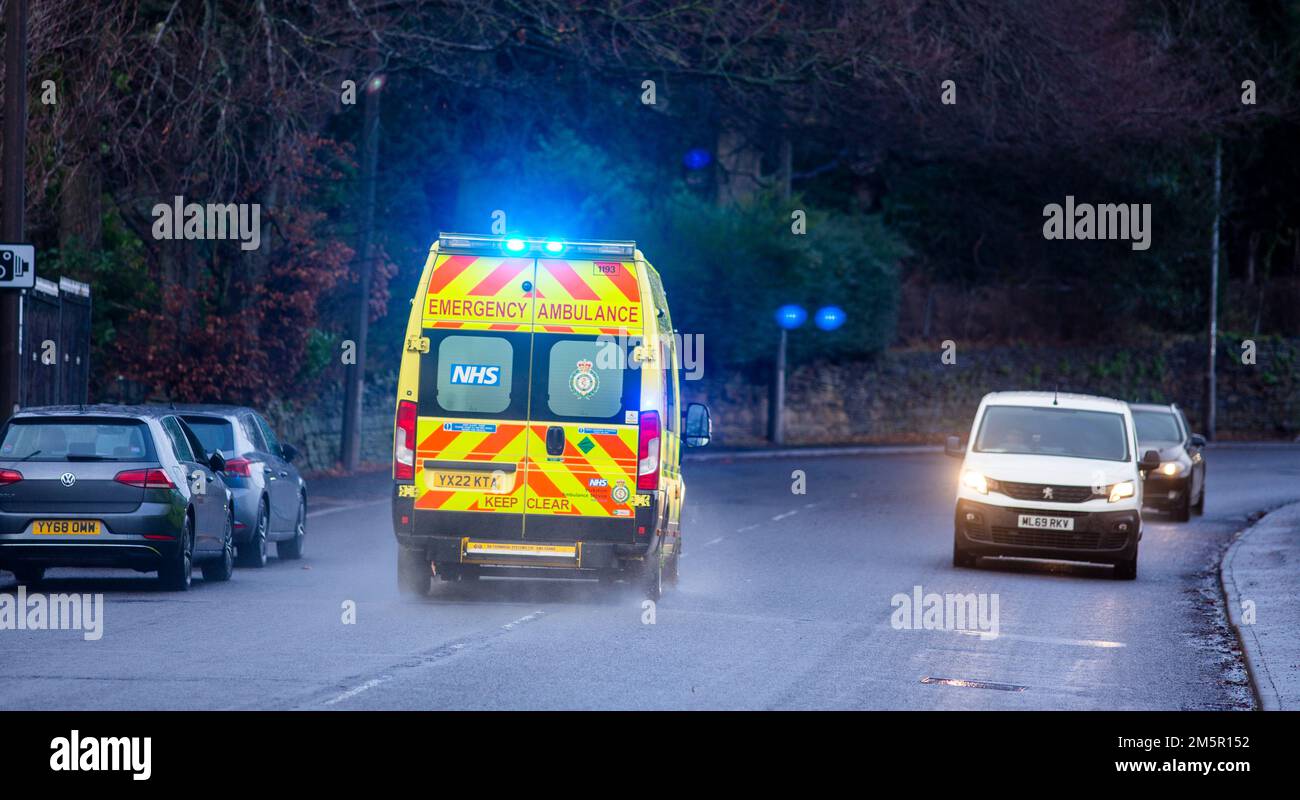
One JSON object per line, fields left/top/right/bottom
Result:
{"left": 997, "top": 481, "right": 1096, "bottom": 503}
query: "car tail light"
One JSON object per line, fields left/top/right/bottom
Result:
{"left": 114, "top": 468, "right": 175, "bottom": 489}
{"left": 0, "top": 469, "right": 21, "bottom": 485}
{"left": 223, "top": 457, "right": 252, "bottom": 477}
{"left": 637, "top": 410, "right": 660, "bottom": 491}
{"left": 395, "top": 400, "right": 416, "bottom": 481}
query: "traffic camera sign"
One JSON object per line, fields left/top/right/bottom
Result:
{"left": 0, "top": 244, "right": 34, "bottom": 289}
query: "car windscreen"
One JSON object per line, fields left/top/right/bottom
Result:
{"left": 974, "top": 406, "right": 1130, "bottom": 462}
{"left": 181, "top": 416, "right": 236, "bottom": 453}
{"left": 0, "top": 418, "right": 155, "bottom": 462}
{"left": 1132, "top": 409, "right": 1183, "bottom": 445}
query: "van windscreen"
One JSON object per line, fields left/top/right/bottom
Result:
{"left": 974, "top": 406, "right": 1129, "bottom": 462}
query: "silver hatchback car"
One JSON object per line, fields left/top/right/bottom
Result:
{"left": 174, "top": 406, "right": 306, "bottom": 566}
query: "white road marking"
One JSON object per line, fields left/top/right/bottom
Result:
{"left": 501, "top": 611, "right": 545, "bottom": 630}
{"left": 953, "top": 629, "right": 1126, "bottom": 648}
{"left": 307, "top": 499, "right": 387, "bottom": 519}
{"left": 736, "top": 523, "right": 760, "bottom": 532}
{"left": 703, "top": 536, "right": 724, "bottom": 546}
{"left": 771, "top": 510, "right": 798, "bottom": 521}
{"left": 323, "top": 676, "right": 390, "bottom": 706}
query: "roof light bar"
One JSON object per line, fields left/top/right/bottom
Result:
{"left": 438, "top": 233, "right": 635, "bottom": 259}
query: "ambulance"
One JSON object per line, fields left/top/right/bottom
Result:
{"left": 390, "top": 234, "right": 712, "bottom": 598}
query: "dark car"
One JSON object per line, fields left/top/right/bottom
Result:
{"left": 1130, "top": 402, "right": 1206, "bottom": 522}
{"left": 174, "top": 405, "right": 306, "bottom": 566}
{"left": 0, "top": 406, "right": 234, "bottom": 590}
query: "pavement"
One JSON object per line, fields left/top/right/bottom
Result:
{"left": 1, "top": 444, "right": 1298, "bottom": 710}
{"left": 1221, "top": 500, "right": 1300, "bottom": 710}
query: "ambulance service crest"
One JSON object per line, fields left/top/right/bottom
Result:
{"left": 569, "top": 359, "right": 599, "bottom": 399}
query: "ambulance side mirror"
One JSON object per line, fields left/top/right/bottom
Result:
{"left": 683, "top": 403, "right": 711, "bottom": 447}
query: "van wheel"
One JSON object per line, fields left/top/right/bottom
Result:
{"left": 665, "top": 546, "right": 680, "bottom": 586}
{"left": 645, "top": 555, "right": 663, "bottom": 601}
{"left": 397, "top": 548, "right": 429, "bottom": 596}
{"left": 1192, "top": 482, "right": 1205, "bottom": 515}
{"left": 952, "top": 534, "right": 977, "bottom": 568}
{"left": 1113, "top": 554, "right": 1138, "bottom": 580}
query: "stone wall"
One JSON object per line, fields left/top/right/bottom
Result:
{"left": 264, "top": 375, "right": 397, "bottom": 475}
{"left": 683, "top": 337, "right": 1300, "bottom": 447}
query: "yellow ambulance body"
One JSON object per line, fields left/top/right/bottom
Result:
{"left": 391, "top": 234, "right": 711, "bottom": 597}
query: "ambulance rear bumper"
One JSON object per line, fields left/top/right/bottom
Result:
{"left": 392, "top": 491, "right": 657, "bottom": 571}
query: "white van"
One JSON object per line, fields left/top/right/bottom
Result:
{"left": 945, "top": 391, "right": 1161, "bottom": 579}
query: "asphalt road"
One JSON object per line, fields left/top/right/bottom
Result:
{"left": 2, "top": 445, "right": 1297, "bottom": 710}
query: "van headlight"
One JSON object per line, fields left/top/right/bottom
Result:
{"left": 1108, "top": 480, "right": 1135, "bottom": 503}
{"left": 961, "top": 470, "right": 989, "bottom": 494}
{"left": 1158, "top": 461, "right": 1187, "bottom": 477}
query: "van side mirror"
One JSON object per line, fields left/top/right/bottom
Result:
{"left": 281, "top": 443, "right": 299, "bottom": 462}
{"left": 208, "top": 451, "right": 227, "bottom": 473}
{"left": 1139, "top": 449, "right": 1161, "bottom": 471}
{"left": 1189, "top": 433, "right": 1206, "bottom": 448}
{"left": 683, "top": 403, "right": 711, "bottom": 447}
{"left": 944, "top": 436, "right": 964, "bottom": 458}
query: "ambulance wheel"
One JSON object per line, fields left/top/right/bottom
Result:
{"left": 397, "top": 547, "right": 429, "bottom": 596}
{"left": 665, "top": 542, "right": 680, "bottom": 586}
{"left": 644, "top": 555, "right": 663, "bottom": 601}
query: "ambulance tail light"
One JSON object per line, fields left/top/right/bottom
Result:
{"left": 637, "top": 411, "right": 660, "bottom": 491}
{"left": 395, "top": 400, "right": 416, "bottom": 481}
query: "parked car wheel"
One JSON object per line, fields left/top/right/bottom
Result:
{"left": 277, "top": 496, "right": 306, "bottom": 560}
{"left": 238, "top": 499, "right": 269, "bottom": 568}
{"left": 159, "top": 516, "right": 194, "bottom": 591}
{"left": 202, "top": 514, "right": 235, "bottom": 583}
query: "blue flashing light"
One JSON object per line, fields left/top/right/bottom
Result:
{"left": 775, "top": 304, "right": 807, "bottom": 330}
{"left": 505, "top": 238, "right": 527, "bottom": 252}
{"left": 815, "top": 305, "right": 847, "bottom": 331}
{"left": 684, "top": 148, "right": 712, "bottom": 171}
{"left": 544, "top": 240, "right": 564, "bottom": 253}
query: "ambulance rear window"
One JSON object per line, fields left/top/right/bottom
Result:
{"left": 542, "top": 339, "right": 628, "bottom": 420}
{"left": 435, "top": 335, "right": 514, "bottom": 414}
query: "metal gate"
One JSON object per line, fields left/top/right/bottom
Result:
{"left": 19, "top": 276, "right": 92, "bottom": 407}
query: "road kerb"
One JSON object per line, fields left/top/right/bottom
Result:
{"left": 1219, "top": 501, "right": 1300, "bottom": 711}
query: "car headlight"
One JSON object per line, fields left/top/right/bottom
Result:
{"left": 1158, "top": 461, "right": 1187, "bottom": 477}
{"left": 1108, "top": 480, "right": 1135, "bottom": 503}
{"left": 961, "top": 470, "right": 989, "bottom": 494}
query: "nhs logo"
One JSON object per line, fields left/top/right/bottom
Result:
{"left": 450, "top": 364, "right": 501, "bottom": 385}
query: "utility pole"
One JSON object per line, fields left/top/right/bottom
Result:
{"left": 1, "top": 0, "right": 29, "bottom": 423}
{"left": 769, "top": 327, "right": 788, "bottom": 445}
{"left": 341, "top": 65, "right": 383, "bottom": 471}
{"left": 1205, "top": 138, "right": 1222, "bottom": 441}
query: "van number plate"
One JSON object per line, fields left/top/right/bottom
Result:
{"left": 428, "top": 470, "right": 507, "bottom": 492}
{"left": 1017, "top": 514, "right": 1073, "bottom": 531}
